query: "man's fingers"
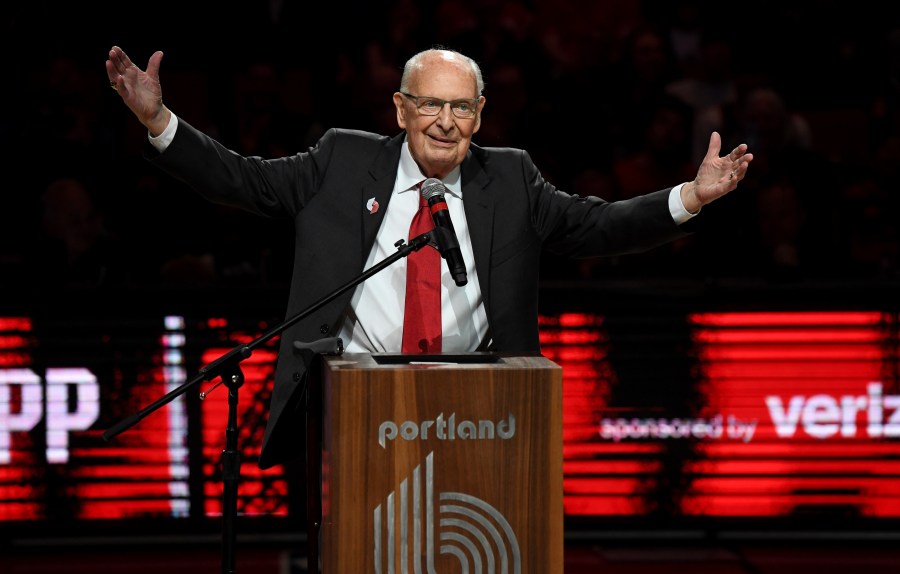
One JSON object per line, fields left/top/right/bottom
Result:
{"left": 146, "top": 51, "right": 164, "bottom": 81}
{"left": 109, "top": 46, "right": 141, "bottom": 78}
{"left": 729, "top": 143, "right": 751, "bottom": 163}
{"left": 706, "top": 131, "right": 722, "bottom": 160}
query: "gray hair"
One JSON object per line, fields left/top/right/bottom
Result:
{"left": 400, "top": 47, "right": 485, "bottom": 96}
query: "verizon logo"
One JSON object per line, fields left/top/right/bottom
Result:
{"left": 766, "top": 382, "right": 900, "bottom": 438}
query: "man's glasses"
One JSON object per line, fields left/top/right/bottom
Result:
{"left": 401, "top": 92, "right": 479, "bottom": 119}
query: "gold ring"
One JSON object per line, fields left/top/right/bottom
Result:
{"left": 729, "top": 171, "right": 735, "bottom": 180}
{"left": 110, "top": 81, "right": 117, "bottom": 91}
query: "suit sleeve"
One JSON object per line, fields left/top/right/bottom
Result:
{"left": 145, "top": 118, "right": 340, "bottom": 219}
{"left": 522, "top": 151, "right": 689, "bottom": 258}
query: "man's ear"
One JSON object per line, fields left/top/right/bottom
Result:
{"left": 393, "top": 93, "right": 407, "bottom": 129}
{"left": 472, "top": 96, "right": 485, "bottom": 133}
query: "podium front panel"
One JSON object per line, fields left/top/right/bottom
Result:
{"left": 320, "top": 353, "right": 562, "bottom": 573}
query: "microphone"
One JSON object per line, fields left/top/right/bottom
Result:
{"left": 420, "top": 178, "right": 468, "bottom": 286}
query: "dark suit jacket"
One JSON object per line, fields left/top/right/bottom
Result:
{"left": 148, "top": 119, "right": 688, "bottom": 468}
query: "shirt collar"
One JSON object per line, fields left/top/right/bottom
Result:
{"left": 398, "top": 137, "right": 462, "bottom": 199}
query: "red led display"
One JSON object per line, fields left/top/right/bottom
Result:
{"left": 2, "top": 309, "right": 898, "bottom": 531}
{"left": 0, "top": 313, "right": 290, "bottom": 524}
{"left": 550, "top": 310, "right": 900, "bottom": 519}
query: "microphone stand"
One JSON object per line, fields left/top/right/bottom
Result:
{"left": 102, "top": 232, "right": 437, "bottom": 574}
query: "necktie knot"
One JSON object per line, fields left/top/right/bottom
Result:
{"left": 415, "top": 180, "right": 429, "bottom": 212}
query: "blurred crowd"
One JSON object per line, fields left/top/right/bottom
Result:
{"left": 2, "top": 0, "right": 898, "bottom": 291}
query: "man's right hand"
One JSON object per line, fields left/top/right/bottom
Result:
{"left": 106, "top": 46, "right": 171, "bottom": 137}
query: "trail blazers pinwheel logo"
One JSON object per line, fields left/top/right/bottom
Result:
{"left": 373, "top": 451, "right": 521, "bottom": 574}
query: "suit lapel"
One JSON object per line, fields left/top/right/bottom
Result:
{"left": 360, "top": 133, "right": 405, "bottom": 260}
{"left": 461, "top": 153, "right": 493, "bottom": 306}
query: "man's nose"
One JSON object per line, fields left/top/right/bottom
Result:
{"left": 436, "top": 102, "right": 455, "bottom": 124}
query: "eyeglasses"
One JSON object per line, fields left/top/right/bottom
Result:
{"left": 400, "top": 92, "right": 479, "bottom": 119}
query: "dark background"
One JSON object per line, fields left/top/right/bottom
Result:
{"left": 3, "top": 1, "right": 900, "bottom": 572}
{"left": 2, "top": 0, "right": 898, "bottom": 294}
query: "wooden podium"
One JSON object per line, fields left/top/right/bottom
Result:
{"left": 316, "top": 353, "right": 563, "bottom": 573}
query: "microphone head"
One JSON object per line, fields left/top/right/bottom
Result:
{"left": 421, "top": 178, "right": 447, "bottom": 201}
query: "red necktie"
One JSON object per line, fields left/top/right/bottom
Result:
{"left": 402, "top": 185, "right": 442, "bottom": 353}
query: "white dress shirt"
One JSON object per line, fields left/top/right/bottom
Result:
{"left": 337, "top": 141, "right": 489, "bottom": 353}
{"left": 149, "top": 118, "right": 696, "bottom": 353}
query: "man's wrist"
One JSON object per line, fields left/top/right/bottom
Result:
{"left": 679, "top": 180, "right": 702, "bottom": 215}
{"left": 148, "top": 109, "right": 177, "bottom": 152}
{"left": 669, "top": 183, "right": 700, "bottom": 225}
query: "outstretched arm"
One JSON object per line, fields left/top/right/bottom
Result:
{"left": 680, "top": 131, "right": 754, "bottom": 214}
{"left": 106, "top": 46, "right": 171, "bottom": 137}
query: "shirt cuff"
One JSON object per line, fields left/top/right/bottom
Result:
{"left": 148, "top": 113, "right": 178, "bottom": 152}
{"left": 668, "top": 184, "right": 699, "bottom": 225}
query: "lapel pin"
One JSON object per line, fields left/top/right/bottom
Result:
{"left": 366, "top": 197, "right": 379, "bottom": 214}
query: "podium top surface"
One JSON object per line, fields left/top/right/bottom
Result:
{"left": 322, "top": 353, "right": 561, "bottom": 371}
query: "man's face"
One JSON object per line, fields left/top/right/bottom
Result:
{"left": 393, "top": 53, "right": 484, "bottom": 179}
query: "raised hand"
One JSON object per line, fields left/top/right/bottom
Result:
{"left": 681, "top": 131, "right": 754, "bottom": 214}
{"left": 106, "top": 46, "right": 171, "bottom": 136}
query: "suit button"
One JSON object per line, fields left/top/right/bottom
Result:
{"left": 319, "top": 324, "right": 329, "bottom": 334}
{"left": 292, "top": 372, "right": 302, "bottom": 382}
